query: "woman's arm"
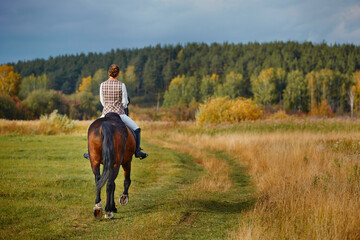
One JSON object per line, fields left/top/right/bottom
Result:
{"left": 122, "top": 83, "right": 129, "bottom": 108}
{"left": 100, "top": 83, "right": 104, "bottom": 106}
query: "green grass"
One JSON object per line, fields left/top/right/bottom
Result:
{"left": 0, "top": 134, "right": 253, "bottom": 239}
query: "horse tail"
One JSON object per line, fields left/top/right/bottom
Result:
{"left": 96, "top": 121, "right": 114, "bottom": 191}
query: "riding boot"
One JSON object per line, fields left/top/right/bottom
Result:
{"left": 134, "top": 128, "right": 148, "bottom": 159}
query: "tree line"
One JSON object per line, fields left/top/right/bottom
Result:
{"left": 163, "top": 68, "right": 360, "bottom": 116}
{"left": 1, "top": 41, "right": 360, "bottom": 119}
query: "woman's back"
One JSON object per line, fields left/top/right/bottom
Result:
{"left": 101, "top": 79, "right": 125, "bottom": 116}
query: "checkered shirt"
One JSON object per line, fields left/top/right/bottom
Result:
{"left": 101, "top": 80, "right": 125, "bottom": 116}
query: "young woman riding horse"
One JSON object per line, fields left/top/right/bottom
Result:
{"left": 87, "top": 64, "right": 148, "bottom": 219}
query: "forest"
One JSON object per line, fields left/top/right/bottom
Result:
{"left": 1, "top": 41, "right": 360, "bottom": 120}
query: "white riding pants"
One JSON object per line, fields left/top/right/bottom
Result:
{"left": 119, "top": 114, "right": 139, "bottom": 131}
{"left": 100, "top": 114, "right": 139, "bottom": 131}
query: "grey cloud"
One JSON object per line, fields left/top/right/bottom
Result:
{"left": 1, "top": 0, "right": 359, "bottom": 64}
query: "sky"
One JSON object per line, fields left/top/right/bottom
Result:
{"left": 0, "top": 0, "right": 360, "bottom": 64}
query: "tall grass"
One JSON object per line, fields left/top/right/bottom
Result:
{"left": 144, "top": 120, "right": 360, "bottom": 239}
{"left": 181, "top": 133, "right": 360, "bottom": 239}
{"left": 0, "top": 112, "right": 90, "bottom": 135}
{"left": 39, "top": 110, "right": 75, "bottom": 134}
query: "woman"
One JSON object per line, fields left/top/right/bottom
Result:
{"left": 99, "top": 64, "right": 148, "bottom": 159}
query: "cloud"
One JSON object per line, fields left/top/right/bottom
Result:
{"left": 1, "top": 0, "right": 360, "bottom": 63}
{"left": 342, "top": 4, "right": 360, "bottom": 21}
{"left": 326, "top": 3, "right": 360, "bottom": 43}
{"left": 329, "top": 21, "right": 360, "bottom": 43}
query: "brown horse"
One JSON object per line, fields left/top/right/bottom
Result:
{"left": 87, "top": 112, "right": 136, "bottom": 219}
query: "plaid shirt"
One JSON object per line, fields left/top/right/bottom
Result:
{"left": 101, "top": 80, "right": 125, "bottom": 116}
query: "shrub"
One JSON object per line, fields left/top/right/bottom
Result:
{"left": 230, "top": 98, "right": 264, "bottom": 122}
{"left": 310, "top": 99, "right": 334, "bottom": 117}
{"left": 39, "top": 110, "right": 75, "bottom": 134}
{"left": 67, "top": 92, "right": 100, "bottom": 120}
{"left": 160, "top": 102, "right": 199, "bottom": 122}
{"left": 268, "top": 110, "right": 289, "bottom": 120}
{"left": 23, "top": 89, "right": 66, "bottom": 118}
{"left": 0, "top": 94, "right": 34, "bottom": 120}
{"left": 0, "top": 94, "right": 20, "bottom": 119}
{"left": 196, "top": 97, "right": 263, "bottom": 124}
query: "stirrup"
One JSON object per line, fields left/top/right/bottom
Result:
{"left": 83, "top": 153, "right": 89, "bottom": 160}
{"left": 135, "top": 149, "right": 148, "bottom": 159}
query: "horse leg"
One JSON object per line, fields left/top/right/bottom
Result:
{"left": 93, "top": 165, "right": 102, "bottom": 218}
{"left": 94, "top": 166, "right": 101, "bottom": 204}
{"left": 105, "top": 166, "right": 120, "bottom": 219}
{"left": 120, "top": 161, "right": 131, "bottom": 206}
{"left": 110, "top": 182, "right": 117, "bottom": 213}
{"left": 110, "top": 166, "right": 120, "bottom": 213}
{"left": 123, "top": 162, "right": 131, "bottom": 195}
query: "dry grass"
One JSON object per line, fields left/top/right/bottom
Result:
{"left": 0, "top": 119, "right": 91, "bottom": 135}
{"left": 160, "top": 131, "right": 360, "bottom": 239}
{"left": 141, "top": 120, "right": 360, "bottom": 239}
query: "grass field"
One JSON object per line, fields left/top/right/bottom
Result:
{"left": 0, "top": 118, "right": 359, "bottom": 239}
{"left": 0, "top": 125, "right": 253, "bottom": 239}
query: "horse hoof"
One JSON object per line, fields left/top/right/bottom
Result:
{"left": 119, "top": 194, "right": 129, "bottom": 206}
{"left": 104, "top": 212, "right": 114, "bottom": 219}
{"left": 93, "top": 206, "right": 103, "bottom": 219}
{"left": 113, "top": 207, "right": 117, "bottom": 213}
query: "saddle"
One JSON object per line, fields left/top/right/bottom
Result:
{"left": 104, "top": 112, "right": 123, "bottom": 121}
{"left": 104, "top": 112, "right": 136, "bottom": 141}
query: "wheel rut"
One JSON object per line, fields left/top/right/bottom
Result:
{"left": 146, "top": 137, "right": 255, "bottom": 239}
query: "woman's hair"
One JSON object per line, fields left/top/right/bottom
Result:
{"left": 108, "top": 64, "right": 120, "bottom": 78}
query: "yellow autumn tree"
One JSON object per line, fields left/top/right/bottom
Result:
{"left": 0, "top": 65, "right": 21, "bottom": 96}
{"left": 353, "top": 71, "right": 360, "bottom": 113}
{"left": 307, "top": 69, "right": 335, "bottom": 116}
{"left": 163, "top": 75, "right": 186, "bottom": 107}
{"left": 306, "top": 72, "right": 317, "bottom": 114}
{"left": 177, "top": 49, "right": 184, "bottom": 59}
{"left": 77, "top": 76, "right": 92, "bottom": 93}
{"left": 251, "top": 68, "right": 276, "bottom": 106}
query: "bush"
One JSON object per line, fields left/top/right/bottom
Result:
{"left": 267, "top": 110, "right": 289, "bottom": 120}
{"left": 310, "top": 99, "right": 334, "bottom": 117}
{"left": 39, "top": 110, "right": 75, "bottom": 134}
{"left": 67, "top": 92, "right": 101, "bottom": 120}
{"left": 160, "top": 102, "right": 198, "bottom": 122}
{"left": 196, "top": 97, "right": 263, "bottom": 124}
{"left": 0, "top": 94, "right": 35, "bottom": 120}
{"left": 23, "top": 89, "right": 66, "bottom": 118}
{"left": 0, "top": 94, "right": 20, "bottom": 119}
